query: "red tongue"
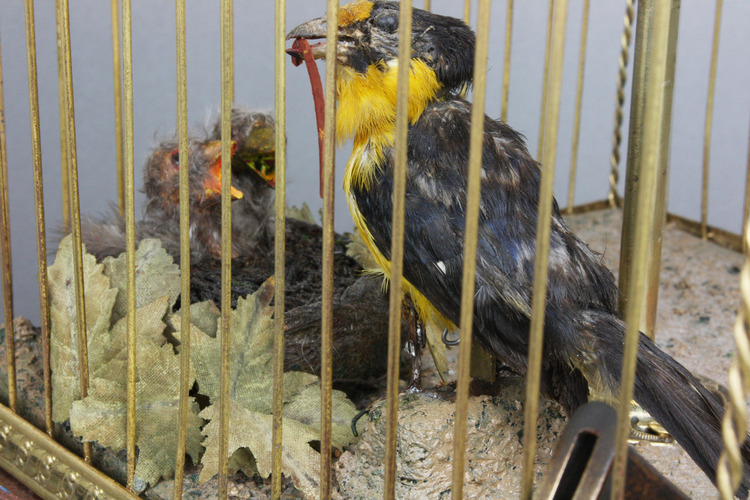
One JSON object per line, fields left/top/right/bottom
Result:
{"left": 290, "top": 38, "right": 326, "bottom": 199}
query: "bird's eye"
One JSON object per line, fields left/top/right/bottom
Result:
{"left": 170, "top": 149, "right": 180, "bottom": 169}
{"left": 373, "top": 13, "right": 398, "bottom": 33}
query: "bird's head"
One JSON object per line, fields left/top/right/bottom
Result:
{"left": 287, "top": 1, "right": 475, "bottom": 95}
{"left": 143, "top": 139, "right": 243, "bottom": 217}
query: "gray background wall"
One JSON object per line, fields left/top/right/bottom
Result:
{"left": 0, "top": 0, "right": 749, "bottom": 325}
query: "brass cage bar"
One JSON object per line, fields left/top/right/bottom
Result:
{"left": 611, "top": 0, "right": 680, "bottom": 496}
{"left": 55, "top": 0, "right": 70, "bottom": 229}
{"left": 536, "top": 0, "right": 555, "bottom": 159}
{"left": 271, "top": 0, "right": 288, "bottom": 497}
{"left": 744, "top": 122, "right": 750, "bottom": 253}
{"left": 58, "top": 0, "right": 94, "bottom": 463}
{"left": 566, "top": 0, "right": 590, "bottom": 214}
{"left": 520, "top": 0, "right": 569, "bottom": 497}
{"left": 1, "top": 12, "right": 15, "bottom": 414}
{"left": 500, "top": 0, "right": 514, "bottom": 123}
{"left": 450, "top": 1, "right": 492, "bottom": 499}
{"left": 700, "top": 0, "right": 723, "bottom": 240}
{"left": 319, "top": 0, "right": 338, "bottom": 498}
{"left": 111, "top": 0, "right": 125, "bottom": 215}
{"left": 120, "top": 0, "right": 138, "bottom": 488}
{"left": 383, "top": 1, "right": 414, "bottom": 498}
{"left": 172, "top": 0, "right": 191, "bottom": 496}
{"left": 218, "top": 0, "right": 235, "bottom": 496}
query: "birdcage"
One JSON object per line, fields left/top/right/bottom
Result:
{"left": 0, "top": 0, "right": 749, "bottom": 498}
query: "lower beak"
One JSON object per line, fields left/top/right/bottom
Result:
{"left": 203, "top": 141, "right": 243, "bottom": 200}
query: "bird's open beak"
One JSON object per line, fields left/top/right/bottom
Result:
{"left": 203, "top": 140, "right": 244, "bottom": 200}
{"left": 286, "top": 17, "right": 328, "bottom": 62}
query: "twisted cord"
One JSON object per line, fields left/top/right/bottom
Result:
{"left": 717, "top": 229, "right": 750, "bottom": 498}
{"left": 608, "top": 0, "right": 635, "bottom": 208}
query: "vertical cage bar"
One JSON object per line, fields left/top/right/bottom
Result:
{"left": 218, "top": 0, "right": 234, "bottom": 497}
{"left": 700, "top": 0, "right": 723, "bottom": 240}
{"left": 717, "top": 231, "right": 750, "bottom": 498}
{"left": 383, "top": 2, "right": 414, "bottom": 498}
{"left": 1, "top": 23, "right": 16, "bottom": 414}
{"left": 500, "top": 0, "right": 514, "bottom": 123}
{"left": 611, "top": 1, "right": 679, "bottom": 497}
{"left": 520, "top": 0, "right": 568, "bottom": 497}
{"left": 450, "top": 1, "right": 491, "bottom": 499}
{"left": 58, "top": 0, "right": 93, "bottom": 463}
{"left": 172, "top": 0, "right": 190, "bottom": 497}
{"left": 463, "top": 0, "right": 471, "bottom": 23}
{"left": 619, "top": 0, "right": 679, "bottom": 338}
{"left": 111, "top": 0, "right": 125, "bottom": 215}
{"left": 608, "top": 0, "right": 636, "bottom": 209}
{"left": 121, "top": 0, "right": 137, "bottom": 488}
{"left": 24, "top": 0, "right": 54, "bottom": 436}
{"left": 271, "top": 0, "right": 288, "bottom": 498}
{"left": 55, "top": 0, "right": 70, "bottom": 229}
{"left": 424, "top": 0, "right": 431, "bottom": 12}
{"left": 743, "top": 122, "right": 750, "bottom": 253}
{"left": 537, "top": 0, "right": 555, "bottom": 159}
{"left": 318, "top": 0, "right": 338, "bottom": 498}
{"left": 565, "top": 0, "right": 589, "bottom": 214}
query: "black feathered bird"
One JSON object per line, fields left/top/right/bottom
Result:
{"left": 287, "top": 0, "right": 750, "bottom": 495}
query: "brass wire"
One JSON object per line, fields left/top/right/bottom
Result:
{"left": 271, "top": 0, "right": 287, "bottom": 497}
{"left": 608, "top": 0, "right": 635, "bottom": 209}
{"left": 58, "top": 0, "right": 93, "bottom": 463}
{"left": 450, "top": 1, "right": 491, "bottom": 499}
{"left": 218, "top": 0, "right": 234, "bottom": 496}
{"left": 318, "top": 1, "right": 338, "bottom": 498}
{"left": 566, "top": 0, "right": 589, "bottom": 215}
{"left": 701, "top": 0, "right": 723, "bottom": 240}
{"left": 536, "top": 0, "right": 555, "bottom": 159}
{"left": 500, "top": 0, "right": 513, "bottom": 123}
{"left": 24, "top": 0, "right": 53, "bottom": 436}
{"left": 463, "top": 0, "right": 470, "bottom": 24}
{"left": 717, "top": 230, "right": 750, "bottom": 498}
{"left": 0, "top": 26, "right": 15, "bottom": 414}
{"left": 520, "top": 0, "right": 568, "bottom": 497}
{"left": 55, "top": 0, "right": 70, "bottom": 229}
{"left": 744, "top": 122, "right": 750, "bottom": 254}
{"left": 172, "top": 0, "right": 191, "bottom": 496}
{"left": 111, "top": 0, "right": 125, "bottom": 215}
{"left": 383, "top": 2, "right": 414, "bottom": 498}
{"left": 120, "top": 0, "right": 137, "bottom": 488}
{"left": 424, "top": 0, "right": 431, "bottom": 12}
{"left": 610, "top": 1, "right": 676, "bottom": 496}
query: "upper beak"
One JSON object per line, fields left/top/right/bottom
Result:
{"left": 286, "top": 17, "right": 328, "bottom": 60}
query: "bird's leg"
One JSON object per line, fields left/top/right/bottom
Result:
{"left": 402, "top": 295, "right": 426, "bottom": 392}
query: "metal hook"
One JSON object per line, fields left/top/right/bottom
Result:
{"left": 442, "top": 328, "right": 460, "bottom": 346}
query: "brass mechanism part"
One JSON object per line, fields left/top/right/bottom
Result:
{"left": 451, "top": 1, "right": 491, "bottom": 498}
{"left": 717, "top": 229, "right": 750, "bottom": 498}
{"left": 521, "top": 1, "right": 568, "bottom": 497}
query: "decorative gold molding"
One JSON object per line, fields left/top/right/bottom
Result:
{"left": 0, "top": 404, "right": 137, "bottom": 500}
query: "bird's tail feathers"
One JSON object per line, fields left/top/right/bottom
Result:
{"left": 585, "top": 311, "right": 750, "bottom": 498}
